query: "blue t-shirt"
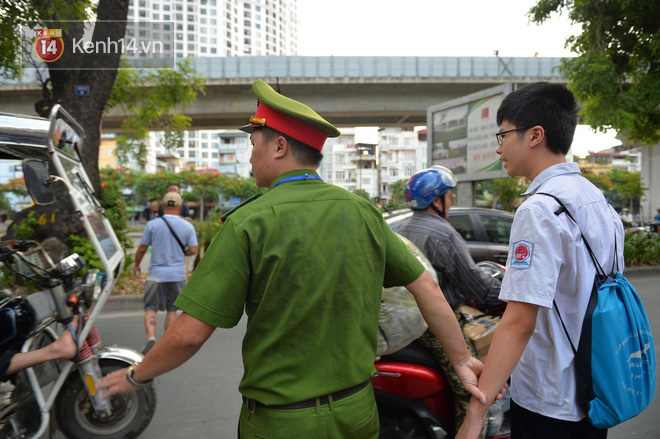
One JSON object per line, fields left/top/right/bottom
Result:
{"left": 140, "top": 215, "right": 198, "bottom": 282}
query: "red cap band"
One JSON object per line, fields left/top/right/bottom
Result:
{"left": 254, "top": 104, "right": 328, "bottom": 151}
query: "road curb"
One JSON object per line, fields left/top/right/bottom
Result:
{"left": 625, "top": 266, "right": 660, "bottom": 278}
{"left": 103, "top": 294, "right": 144, "bottom": 312}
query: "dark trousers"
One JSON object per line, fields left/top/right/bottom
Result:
{"left": 511, "top": 400, "right": 607, "bottom": 439}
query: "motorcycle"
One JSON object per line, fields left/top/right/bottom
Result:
{"left": 374, "top": 261, "right": 510, "bottom": 439}
{"left": 0, "top": 106, "right": 156, "bottom": 438}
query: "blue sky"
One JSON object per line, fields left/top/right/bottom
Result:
{"left": 297, "top": 0, "right": 621, "bottom": 156}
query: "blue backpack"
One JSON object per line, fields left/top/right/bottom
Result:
{"left": 539, "top": 193, "right": 656, "bottom": 429}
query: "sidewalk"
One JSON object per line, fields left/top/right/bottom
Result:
{"left": 102, "top": 265, "right": 660, "bottom": 313}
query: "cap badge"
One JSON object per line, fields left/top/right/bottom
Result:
{"left": 250, "top": 116, "right": 266, "bottom": 126}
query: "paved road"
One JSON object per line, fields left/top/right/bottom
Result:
{"left": 93, "top": 312, "right": 246, "bottom": 438}
{"left": 90, "top": 274, "right": 660, "bottom": 438}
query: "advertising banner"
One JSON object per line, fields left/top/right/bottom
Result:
{"left": 428, "top": 84, "right": 513, "bottom": 182}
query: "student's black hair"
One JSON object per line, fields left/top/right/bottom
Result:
{"left": 257, "top": 126, "right": 323, "bottom": 167}
{"left": 496, "top": 82, "right": 579, "bottom": 155}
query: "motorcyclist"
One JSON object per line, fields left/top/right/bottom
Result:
{"left": 1, "top": 291, "right": 79, "bottom": 381}
{"left": 399, "top": 166, "right": 502, "bottom": 310}
{"left": 398, "top": 166, "right": 503, "bottom": 438}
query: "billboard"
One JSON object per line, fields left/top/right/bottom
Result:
{"left": 428, "top": 84, "right": 515, "bottom": 182}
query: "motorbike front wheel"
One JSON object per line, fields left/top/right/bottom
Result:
{"left": 54, "top": 360, "right": 156, "bottom": 439}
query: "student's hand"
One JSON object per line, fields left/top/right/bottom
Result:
{"left": 456, "top": 399, "right": 488, "bottom": 439}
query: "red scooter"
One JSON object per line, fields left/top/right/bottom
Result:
{"left": 374, "top": 342, "right": 510, "bottom": 439}
{"left": 374, "top": 262, "right": 510, "bottom": 439}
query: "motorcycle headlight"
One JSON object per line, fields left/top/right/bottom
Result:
{"left": 80, "top": 269, "right": 103, "bottom": 305}
{"left": 92, "top": 272, "right": 106, "bottom": 301}
{"left": 57, "top": 254, "right": 86, "bottom": 277}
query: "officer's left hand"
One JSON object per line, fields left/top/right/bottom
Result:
{"left": 454, "top": 355, "right": 487, "bottom": 404}
{"left": 97, "top": 368, "right": 139, "bottom": 398}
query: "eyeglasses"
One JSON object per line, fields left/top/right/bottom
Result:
{"left": 495, "top": 126, "right": 533, "bottom": 146}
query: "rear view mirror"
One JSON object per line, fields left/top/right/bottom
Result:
{"left": 23, "top": 159, "right": 55, "bottom": 206}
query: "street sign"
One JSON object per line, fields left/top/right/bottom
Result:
{"left": 75, "top": 85, "right": 90, "bottom": 96}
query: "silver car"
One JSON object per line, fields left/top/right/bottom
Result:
{"left": 385, "top": 207, "right": 514, "bottom": 265}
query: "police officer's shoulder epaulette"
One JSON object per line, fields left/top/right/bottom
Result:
{"left": 221, "top": 194, "right": 262, "bottom": 223}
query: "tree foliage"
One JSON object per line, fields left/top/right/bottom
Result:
{"left": 100, "top": 169, "right": 266, "bottom": 220}
{"left": 352, "top": 188, "right": 371, "bottom": 201}
{"left": 529, "top": 0, "right": 660, "bottom": 145}
{"left": 477, "top": 177, "right": 529, "bottom": 212}
{"left": 217, "top": 175, "right": 266, "bottom": 201}
{"left": 0, "top": 0, "right": 130, "bottom": 247}
{"left": 386, "top": 179, "right": 408, "bottom": 211}
{"left": 0, "top": 0, "right": 91, "bottom": 80}
{"left": 583, "top": 168, "right": 646, "bottom": 210}
{"left": 106, "top": 58, "right": 206, "bottom": 166}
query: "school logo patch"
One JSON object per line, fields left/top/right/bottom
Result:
{"left": 511, "top": 240, "right": 534, "bottom": 269}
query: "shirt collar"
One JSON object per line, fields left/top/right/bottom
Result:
{"left": 268, "top": 169, "right": 320, "bottom": 190}
{"left": 523, "top": 162, "right": 581, "bottom": 195}
{"left": 412, "top": 209, "right": 449, "bottom": 222}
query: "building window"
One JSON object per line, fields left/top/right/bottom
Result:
{"left": 336, "top": 171, "right": 345, "bottom": 181}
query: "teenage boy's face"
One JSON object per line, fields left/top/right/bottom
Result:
{"left": 495, "top": 121, "right": 527, "bottom": 177}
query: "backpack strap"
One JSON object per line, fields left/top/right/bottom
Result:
{"left": 161, "top": 216, "right": 187, "bottom": 256}
{"left": 536, "top": 192, "right": 606, "bottom": 277}
{"left": 536, "top": 192, "right": 600, "bottom": 389}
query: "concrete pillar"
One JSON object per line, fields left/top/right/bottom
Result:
{"left": 640, "top": 144, "right": 660, "bottom": 222}
{"left": 456, "top": 181, "right": 474, "bottom": 207}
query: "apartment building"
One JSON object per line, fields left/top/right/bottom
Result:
{"left": 320, "top": 128, "right": 427, "bottom": 202}
{"left": 122, "top": 0, "right": 298, "bottom": 176}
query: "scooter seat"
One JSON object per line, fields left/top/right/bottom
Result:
{"left": 380, "top": 341, "right": 441, "bottom": 371}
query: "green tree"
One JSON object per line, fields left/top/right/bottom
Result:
{"left": 386, "top": 179, "right": 408, "bottom": 211}
{"left": 481, "top": 177, "right": 529, "bottom": 212}
{"left": 581, "top": 172, "right": 613, "bottom": 194}
{"left": 180, "top": 170, "right": 224, "bottom": 221}
{"left": 1, "top": 0, "right": 130, "bottom": 249}
{"left": 106, "top": 58, "right": 206, "bottom": 167}
{"left": 352, "top": 188, "right": 371, "bottom": 201}
{"left": 530, "top": 0, "right": 660, "bottom": 145}
{"left": 1, "top": 0, "right": 130, "bottom": 192}
{"left": 582, "top": 169, "right": 645, "bottom": 210}
{"left": 607, "top": 168, "right": 646, "bottom": 211}
{"left": 131, "top": 171, "right": 180, "bottom": 206}
{"left": 0, "top": 178, "right": 28, "bottom": 212}
{"left": 217, "top": 175, "right": 266, "bottom": 201}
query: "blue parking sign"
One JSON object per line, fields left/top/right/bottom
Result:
{"left": 75, "top": 85, "right": 90, "bottom": 96}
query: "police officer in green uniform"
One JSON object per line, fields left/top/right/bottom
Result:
{"left": 98, "top": 80, "right": 490, "bottom": 438}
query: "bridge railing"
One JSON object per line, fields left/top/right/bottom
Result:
{"left": 192, "top": 56, "right": 566, "bottom": 80}
{"left": 2, "top": 56, "right": 566, "bottom": 87}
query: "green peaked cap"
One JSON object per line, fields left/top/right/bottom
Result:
{"left": 252, "top": 80, "right": 340, "bottom": 137}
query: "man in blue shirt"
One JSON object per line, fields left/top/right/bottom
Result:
{"left": 134, "top": 192, "right": 198, "bottom": 353}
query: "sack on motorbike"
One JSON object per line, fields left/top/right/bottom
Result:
{"left": 377, "top": 235, "right": 435, "bottom": 356}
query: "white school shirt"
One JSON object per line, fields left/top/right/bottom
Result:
{"left": 499, "top": 162, "right": 624, "bottom": 421}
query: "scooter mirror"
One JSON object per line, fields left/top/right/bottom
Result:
{"left": 23, "top": 158, "right": 56, "bottom": 206}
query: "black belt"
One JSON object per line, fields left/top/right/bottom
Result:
{"left": 242, "top": 379, "right": 371, "bottom": 415}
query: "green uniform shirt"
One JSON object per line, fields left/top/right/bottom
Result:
{"left": 175, "top": 169, "right": 424, "bottom": 405}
